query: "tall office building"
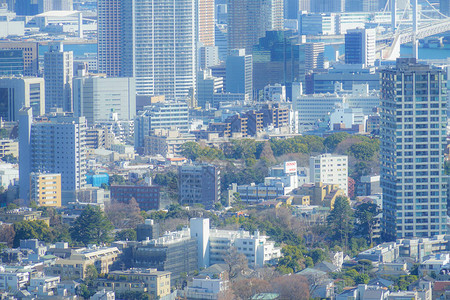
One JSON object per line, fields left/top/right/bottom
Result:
{"left": 284, "top": 0, "right": 310, "bottom": 19}
{"left": 38, "top": 0, "right": 73, "bottom": 12}
{"left": 197, "top": 69, "right": 223, "bottom": 108}
{"left": 0, "top": 42, "right": 39, "bottom": 76}
{"left": 345, "top": 28, "right": 376, "bottom": 67}
{"left": 44, "top": 43, "right": 73, "bottom": 113}
{"left": 15, "top": 0, "right": 39, "bottom": 15}
{"left": 97, "top": 0, "right": 196, "bottom": 100}
{"left": 227, "top": 0, "right": 283, "bottom": 54}
{"left": 381, "top": 58, "right": 448, "bottom": 240}
{"left": 304, "top": 42, "right": 325, "bottom": 71}
{"left": 73, "top": 75, "right": 136, "bottom": 125}
{"left": 0, "top": 77, "right": 45, "bottom": 121}
{"left": 310, "top": 0, "right": 344, "bottom": 12}
{"left": 178, "top": 164, "right": 220, "bottom": 208}
{"left": 226, "top": 49, "right": 252, "bottom": 97}
{"left": 345, "top": 0, "right": 378, "bottom": 12}
{"left": 19, "top": 109, "right": 87, "bottom": 203}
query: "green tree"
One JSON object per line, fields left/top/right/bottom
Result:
{"left": 308, "top": 248, "right": 327, "bottom": 265}
{"left": 70, "top": 206, "right": 113, "bottom": 245}
{"left": 324, "top": 132, "right": 350, "bottom": 152}
{"left": 327, "top": 196, "right": 354, "bottom": 251}
{"left": 354, "top": 203, "right": 379, "bottom": 245}
{"left": 13, "top": 220, "right": 53, "bottom": 247}
{"left": 84, "top": 264, "right": 98, "bottom": 287}
{"left": 276, "top": 245, "right": 305, "bottom": 273}
{"left": 349, "top": 143, "right": 376, "bottom": 160}
{"left": 355, "top": 274, "right": 370, "bottom": 284}
{"left": 115, "top": 228, "right": 137, "bottom": 241}
{"left": 180, "top": 141, "right": 202, "bottom": 160}
{"left": 109, "top": 174, "right": 126, "bottom": 185}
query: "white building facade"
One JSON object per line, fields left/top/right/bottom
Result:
{"left": 310, "top": 154, "right": 348, "bottom": 195}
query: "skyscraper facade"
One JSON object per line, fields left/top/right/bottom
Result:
{"left": 381, "top": 58, "right": 448, "bottom": 240}
{"left": 0, "top": 42, "right": 39, "bottom": 76}
{"left": 73, "top": 75, "right": 136, "bottom": 125}
{"left": 284, "top": 0, "right": 310, "bottom": 19}
{"left": 345, "top": 28, "right": 376, "bottom": 67}
{"left": 44, "top": 43, "right": 73, "bottom": 113}
{"left": 97, "top": 0, "right": 196, "bottom": 100}
{"left": 227, "top": 0, "right": 283, "bottom": 54}
{"left": 226, "top": 49, "right": 252, "bottom": 97}
{"left": 0, "top": 77, "right": 45, "bottom": 121}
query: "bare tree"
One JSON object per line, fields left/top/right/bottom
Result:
{"left": 231, "top": 278, "right": 272, "bottom": 300}
{"left": 224, "top": 247, "right": 249, "bottom": 281}
{"left": 0, "top": 225, "right": 15, "bottom": 247}
{"left": 272, "top": 274, "right": 310, "bottom": 300}
{"left": 105, "top": 198, "right": 143, "bottom": 229}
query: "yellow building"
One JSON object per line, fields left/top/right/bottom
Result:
{"left": 0, "top": 139, "right": 18, "bottom": 158}
{"left": 96, "top": 268, "right": 171, "bottom": 298}
{"left": 293, "top": 182, "right": 345, "bottom": 208}
{"left": 0, "top": 209, "right": 50, "bottom": 225}
{"left": 30, "top": 173, "right": 61, "bottom": 207}
{"left": 45, "top": 247, "right": 121, "bottom": 280}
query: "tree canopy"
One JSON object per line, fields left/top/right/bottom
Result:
{"left": 70, "top": 206, "right": 113, "bottom": 245}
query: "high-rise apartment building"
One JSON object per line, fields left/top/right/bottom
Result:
{"left": 381, "top": 58, "right": 448, "bottom": 240}
{"left": 0, "top": 42, "right": 39, "bottom": 76}
{"left": 178, "top": 164, "right": 220, "bottom": 208}
{"left": 309, "top": 154, "right": 348, "bottom": 195}
{"left": 197, "top": 0, "right": 215, "bottom": 47}
{"left": 0, "top": 77, "right": 45, "bottom": 121}
{"left": 97, "top": 0, "right": 196, "bottom": 100}
{"left": 227, "top": 0, "right": 283, "bottom": 54}
{"left": 226, "top": 49, "right": 252, "bottom": 97}
{"left": 19, "top": 108, "right": 87, "bottom": 203}
{"left": 44, "top": 43, "right": 73, "bottom": 113}
{"left": 73, "top": 75, "right": 136, "bottom": 125}
{"left": 30, "top": 173, "right": 62, "bottom": 207}
{"left": 345, "top": 28, "right": 376, "bottom": 67}
{"left": 97, "top": 0, "right": 121, "bottom": 77}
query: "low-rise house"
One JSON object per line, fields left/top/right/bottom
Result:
{"left": 0, "top": 208, "right": 50, "bottom": 225}
{"left": 407, "top": 279, "right": 432, "bottom": 300}
{"left": 27, "top": 276, "right": 60, "bottom": 297}
{"left": 45, "top": 246, "right": 121, "bottom": 280}
{"left": 0, "top": 266, "right": 30, "bottom": 291}
{"left": 377, "top": 262, "right": 409, "bottom": 276}
{"left": 420, "top": 254, "right": 450, "bottom": 277}
{"left": 91, "top": 289, "right": 115, "bottom": 300}
{"left": 388, "top": 291, "right": 418, "bottom": 300}
{"left": 336, "top": 284, "right": 390, "bottom": 300}
{"left": 180, "top": 277, "right": 228, "bottom": 300}
{"left": 96, "top": 268, "right": 171, "bottom": 299}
